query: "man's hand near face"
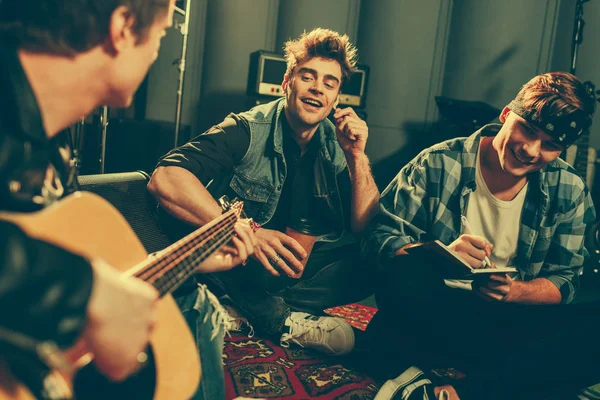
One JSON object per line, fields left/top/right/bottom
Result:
{"left": 333, "top": 107, "right": 368, "bottom": 156}
{"left": 332, "top": 106, "right": 379, "bottom": 233}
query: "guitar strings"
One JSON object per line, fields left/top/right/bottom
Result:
{"left": 133, "top": 210, "right": 236, "bottom": 280}
{"left": 154, "top": 226, "right": 238, "bottom": 296}
{"left": 133, "top": 212, "right": 239, "bottom": 294}
{"left": 132, "top": 202, "right": 244, "bottom": 294}
{"left": 152, "top": 218, "right": 236, "bottom": 285}
{"left": 135, "top": 213, "right": 235, "bottom": 281}
{"left": 139, "top": 219, "right": 237, "bottom": 296}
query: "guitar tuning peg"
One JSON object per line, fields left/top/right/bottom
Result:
{"left": 230, "top": 198, "right": 248, "bottom": 219}
{"left": 218, "top": 195, "right": 248, "bottom": 219}
{"left": 218, "top": 195, "right": 231, "bottom": 211}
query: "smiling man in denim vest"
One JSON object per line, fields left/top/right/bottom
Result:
{"left": 149, "top": 28, "right": 379, "bottom": 356}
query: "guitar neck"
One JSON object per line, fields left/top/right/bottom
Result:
{"left": 574, "top": 130, "right": 590, "bottom": 178}
{"left": 573, "top": 80, "right": 597, "bottom": 183}
{"left": 132, "top": 204, "right": 242, "bottom": 296}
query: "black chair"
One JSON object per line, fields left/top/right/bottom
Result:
{"left": 77, "top": 171, "right": 172, "bottom": 254}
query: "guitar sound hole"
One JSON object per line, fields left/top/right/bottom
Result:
{"left": 72, "top": 346, "right": 156, "bottom": 399}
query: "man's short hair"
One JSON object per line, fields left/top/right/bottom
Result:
{"left": 508, "top": 72, "right": 596, "bottom": 147}
{"left": 283, "top": 28, "right": 358, "bottom": 84}
{"left": 0, "top": 0, "right": 171, "bottom": 56}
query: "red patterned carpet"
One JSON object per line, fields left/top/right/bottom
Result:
{"left": 223, "top": 304, "right": 378, "bottom": 400}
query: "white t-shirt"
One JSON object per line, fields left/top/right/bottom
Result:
{"left": 445, "top": 145, "right": 525, "bottom": 290}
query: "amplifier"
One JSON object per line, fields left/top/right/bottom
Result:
{"left": 247, "top": 51, "right": 287, "bottom": 98}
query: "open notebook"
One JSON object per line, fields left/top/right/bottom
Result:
{"left": 405, "top": 240, "right": 517, "bottom": 278}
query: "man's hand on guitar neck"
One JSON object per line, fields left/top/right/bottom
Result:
{"left": 79, "top": 259, "right": 159, "bottom": 381}
{"left": 196, "top": 220, "right": 257, "bottom": 273}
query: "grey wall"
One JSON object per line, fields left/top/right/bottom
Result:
{"left": 196, "top": 0, "right": 280, "bottom": 129}
{"left": 358, "top": 0, "right": 452, "bottom": 169}
{"left": 276, "top": 0, "right": 361, "bottom": 48}
{"left": 145, "top": 0, "right": 208, "bottom": 124}
{"left": 442, "top": 0, "right": 560, "bottom": 106}
{"left": 144, "top": 0, "right": 600, "bottom": 180}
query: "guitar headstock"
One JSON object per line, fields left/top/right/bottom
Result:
{"left": 218, "top": 196, "right": 244, "bottom": 218}
{"left": 217, "top": 196, "right": 260, "bottom": 232}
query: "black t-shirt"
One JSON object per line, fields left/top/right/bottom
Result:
{"left": 156, "top": 113, "right": 331, "bottom": 236}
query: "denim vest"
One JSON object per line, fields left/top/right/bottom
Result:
{"left": 206, "top": 98, "right": 349, "bottom": 242}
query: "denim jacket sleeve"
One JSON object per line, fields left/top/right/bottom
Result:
{"left": 361, "top": 160, "right": 431, "bottom": 269}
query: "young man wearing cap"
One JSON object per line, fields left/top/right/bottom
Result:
{"left": 362, "top": 72, "right": 600, "bottom": 399}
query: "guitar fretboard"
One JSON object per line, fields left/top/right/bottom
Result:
{"left": 131, "top": 204, "right": 242, "bottom": 296}
{"left": 574, "top": 130, "right": 590, "bottom": 180}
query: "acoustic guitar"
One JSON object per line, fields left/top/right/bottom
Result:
{"left": 0, "top": 191, "right": 244, "bottom": 399}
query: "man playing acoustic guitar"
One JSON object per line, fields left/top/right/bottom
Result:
{"left": 0, "top": 1, "right": 255, "bottom": 399}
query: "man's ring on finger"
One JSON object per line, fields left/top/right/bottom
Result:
{"left": 270, "top": 254, "right": 281, "bottom": 264}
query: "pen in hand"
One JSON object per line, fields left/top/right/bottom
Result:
{"left": 460, "top": 215, "right": 492, "bottom": 268}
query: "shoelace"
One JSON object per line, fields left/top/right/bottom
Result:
{"left": 224, "top": 314, "right": 255, "bottom": 338}
{"left": 221, "top": 302, "right": 255, "bottom": 338}
{"left": 437, "top": 389, "right": 450, "bottom": 400}
{"left": 280, "top": 317, "right": 328, "bottom": 348}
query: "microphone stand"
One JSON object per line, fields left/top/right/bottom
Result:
{"left": 173, "top": 0, "right": 191, "bottom": 149}
{"left": 99, "top": 106, "right": 109, "bottom": 173}
{"left": 564, "top": 0, "right": 594, "bottom": 173}
{"left": 570, "top": 0, "right": 589, "bottom": 75}
{"left": 71, "top": 116, "right": 85, "bottom": 172}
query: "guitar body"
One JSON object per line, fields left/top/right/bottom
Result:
{"left": 0, "top": 192, "right": 200, "bottom": 399}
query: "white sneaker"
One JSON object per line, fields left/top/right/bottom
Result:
{"left": 374, "top": 366, "right": 437, "bottom": 400}
{"left": 280, "top": 312, "right": 355, "bottom": 356}
{"left": 222, "top": 303, "right": 254, "bottom": 338}
{"left": 437, "top": 389, "right": 450, "bottom": 400}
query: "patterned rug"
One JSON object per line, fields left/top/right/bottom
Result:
{"left": 223, "top": 304, "right": 600, "bottom": 400}
{"left": 223, "top": 304, "right": 378, "bottom": 399}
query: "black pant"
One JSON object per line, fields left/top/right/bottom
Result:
{"left": 206, "top": 244, "right": 375, "bottom": 335}
{"left": 365, "top": 255, "right": 600, "bottom": 400}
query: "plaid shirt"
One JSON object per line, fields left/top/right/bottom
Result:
{"left": 362, "top": 125, "right": 596, "bottom": 303}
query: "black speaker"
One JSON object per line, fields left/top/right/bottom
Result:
{"left": 435, "top": 96, "right": 500, "bottom": 131}
{"left": 77, "top": 171, "right": 172, "bottom": 254}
